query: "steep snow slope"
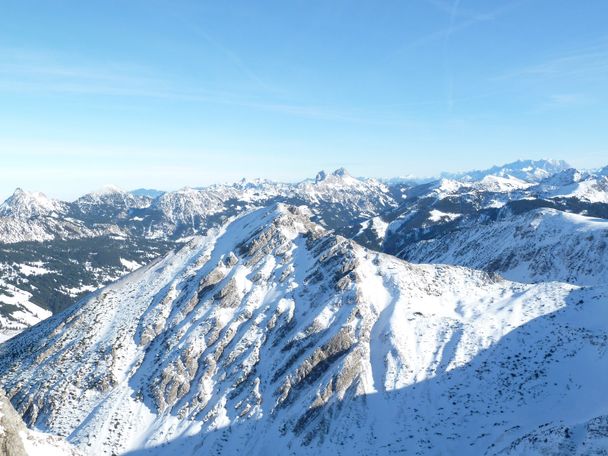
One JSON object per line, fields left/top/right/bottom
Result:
{"left": 402, "top": 208, "right": 608, "bottom": 286}
{"left": 1, "top": 204, "right": 607, "bottom": 455}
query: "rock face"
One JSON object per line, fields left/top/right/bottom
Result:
{"left": 0, "top": 391, "right": 28, "bottom": 456}
{"left": 1, "top": 204, "right": 608, "bottom": 455}
{"left": 0, "top": 390, "right": 80, "bottom": 456}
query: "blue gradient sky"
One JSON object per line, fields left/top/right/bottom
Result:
{"left": 1, "top": 0, "right": 607, "bottom": 199}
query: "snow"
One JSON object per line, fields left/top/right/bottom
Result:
{"left": 120, "top": 258, "right": 141, "bottom": 271}
{"left": 0, "top": 188, "right": 65, "bottom": 219}
{"left": 1, "top": 163, "right": 608, "bottom": 454}
{"left": 2, "top": 204, "right": 608, "bottom": 456}
{"left": 547, "top": 176, "right": 608, "bottom": 203}
{"left": 0, "top": 281, "right": 52, "bottom": 333}
{"left": 428, "top": 209, "right": 461, "bottom": 222}
{"left": 18, "top": 262, "right": 52, "bottom": 276}
{"left": 403, "top": 208, "right": 608, "bottom": 286}
{"left": 21, "top": 429, "right": 82, "bottom": 456}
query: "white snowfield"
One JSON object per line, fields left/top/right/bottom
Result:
{"left": 1, "top": 204, "right": 607, "bottom": 455}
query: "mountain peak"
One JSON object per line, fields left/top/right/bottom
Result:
{"left": 315, "top": 170, "right": 327, "bottom": 183}
{"left": 332, "top": 167, "right": 350, "bottom": 177}
{"left": 88, "top": 184, "right": 126, "bottom": 197}
{"left": 0, "top": 188, "right": 64, "bottom": 218}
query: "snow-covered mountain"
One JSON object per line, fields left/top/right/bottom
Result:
{"left": 441, "top": 159, "right": 571, "bottom": 182}
{"left": 0, "top": 188, "right": 66, "bottom": 219}
{"left": 401, "top": 208, "right": 608, "bottom": 285}
{"left": 0, "top": 169, "right": 398, "bottom": 339}
{"left": 540, "top": 173, "right": 608, "bottom": 203}
{"left": 2, "top": 204, "right": 608, "bottom": 455}
{"left": 134, "top": 168, "right": 396, "bottom": 239}
{"left": 0, "top": 189, "right": 98, "bottom": 244}
{"left": 71, "top": 185, "right": 152, "bottom": 222}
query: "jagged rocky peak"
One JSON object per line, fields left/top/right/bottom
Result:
{"left": 332, "top": 167, "right": 350, "bottom": 177}
{"left": 314, "top": 167, "right": 352, "bottom": 183}
{"left": 0, "top": 188, "right": 65, "bottom": 219}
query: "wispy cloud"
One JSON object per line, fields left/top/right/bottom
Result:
{"left": 0, "top": 46, "right": 405, "bottom": 125}
{"left": 395, "top": 1, "right": 526, "bottom": 53}
{"left": 497, "top": 38, "right": 608, "bottom": 82}
{"left": 423, "top": 0, "right": 497, "bottom": 22}
{"left": 530, "top": 93, "right": 595, "bottom": 113}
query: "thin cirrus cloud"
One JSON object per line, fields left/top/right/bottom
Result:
{"left": 392, "top": 1, "right": 526, "bottom": 54}
{"left": 0, "top": 46, "right": 402, "bottom": 125}
{"left": 496, "top": 38, "right": 608, "bottom": 82}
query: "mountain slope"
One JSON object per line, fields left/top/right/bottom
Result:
{"left": 1, "top": 204, "right": 607, "bottom": 455}
{"left": 400, "top": 208, "right": 608, "bottom": 286}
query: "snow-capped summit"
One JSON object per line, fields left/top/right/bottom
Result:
{"left": 0, "top": 189, "right": 103, "bottom": 244}
{"left": 74, "top": 185, "right": 151, "bottom": 218}
{"left": 538, "top": 167, "right": 587, "bottom": 189}
{"left": 536, "top": 169, "right": 608, "bottom": 203}
{"left": 429, "top": 178, "right": 466, "bottom": 198}
{"left": 0, "top": 188, "right": 66, "bottom": 219}
{"left": 150, "top": 186, "right": 225, "bottom": 228}
{"left": 468, "top": 175, "right": 533, "bottom": 194}
{"left": 87, "top": 184, "right": 125, "bottom": 197}
{"left": 443, "top": 159, "right": 571, "bottom": 183}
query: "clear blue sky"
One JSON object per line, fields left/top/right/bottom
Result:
{"left": 1, "top": 0, "right": 607, "bottom": 199}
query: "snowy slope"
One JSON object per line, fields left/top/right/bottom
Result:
{"left": 1, "top": 204, "right": 607, "bottom": 455}
{"left": 0, "top": 281, "right": 51, "bottom": 342}
{"left": 401, "top": 208, "right": 608, "bottom": 286}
